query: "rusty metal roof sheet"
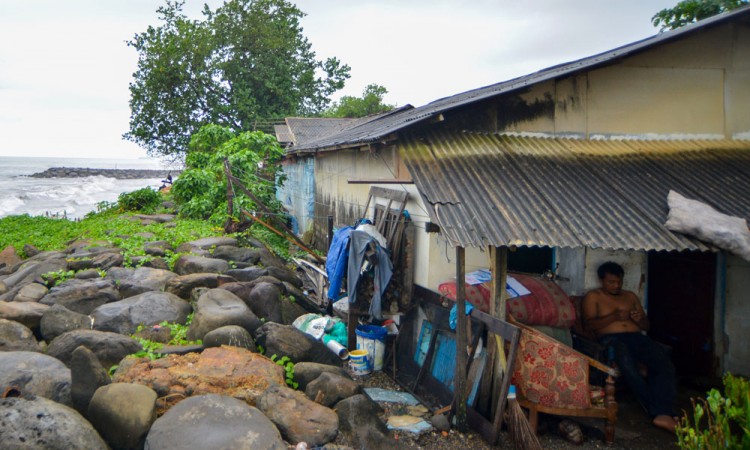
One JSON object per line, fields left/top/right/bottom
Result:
{"left": 280, "top": 117, "right": 364, "bottom": 146}
{"left": 401, "top": 132, "right": 750, "bottom": 251}
{"left": 292, "top": 6, "right": 750, "bottom": 153}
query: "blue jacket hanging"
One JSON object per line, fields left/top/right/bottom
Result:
{"left": 326, "top": 226, "right": 354, "bottom": 300}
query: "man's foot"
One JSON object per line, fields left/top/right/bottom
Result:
{"left": 653, "top": 415, "right": 677, "bottom": 433}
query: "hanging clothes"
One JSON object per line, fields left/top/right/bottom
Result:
{"left": 347, "top": 230, "right": 393, "bottom": 319}
{"left": 326, "top": 226, "right": 354, "bottom": 301}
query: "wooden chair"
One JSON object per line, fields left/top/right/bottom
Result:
{"left": 510, "top": 322, "right": 619, "bottom": 444}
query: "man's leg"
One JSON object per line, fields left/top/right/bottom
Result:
{"left": 633, "top": 334, "right": 676, "bottom": 417}
{"left": 599, "top": 334, "right": 655, "bottom": 415}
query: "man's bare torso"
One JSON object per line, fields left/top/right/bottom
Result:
{"left": 583, "top": 288, "right": 643, "bottom": 336}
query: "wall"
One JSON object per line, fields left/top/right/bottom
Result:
{"left": 724, "top": 254, "right": 750, "bottom": 376}
{"left": 584, "top": 249, "right": 648, "bottom": 304}
{"left": 277, "top": 157, "right": 314, "bottom": 235}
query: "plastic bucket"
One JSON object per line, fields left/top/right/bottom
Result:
{"left": 355, "top": 325, "right": 387, "bottom": 371}
{"left": 349, "top": 349, "right": 371, "bottom": 376}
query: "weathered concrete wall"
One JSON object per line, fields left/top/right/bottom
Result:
{"left": 584, "top": 249, "right": 647, "bottom": 304}
{"left": 724, "top": 254, "right": 750, "bottom": 376}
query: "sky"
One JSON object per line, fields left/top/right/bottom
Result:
{"left": 0, "top": 0, "right": 677, "bottom": 159}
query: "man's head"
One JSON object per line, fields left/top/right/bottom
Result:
{"left": 597, "top": 261, "right": 624, "bottom": 295}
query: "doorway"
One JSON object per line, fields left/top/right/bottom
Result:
{"left": 647, "top": 251, "right": 716, "bottom": 380}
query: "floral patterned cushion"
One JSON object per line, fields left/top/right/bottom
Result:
{"left": 512, "top": 327, "right": 591, "bottom": 409}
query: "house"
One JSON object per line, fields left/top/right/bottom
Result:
{"left": 277, "top": 6, "right": 750, "bottom": 379}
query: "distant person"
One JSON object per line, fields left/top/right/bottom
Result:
{"left": 582, "top": 261, "right": 678, "bottom": 433}
{"left": 159, "top": 173, "right": 173, "bottom": 192}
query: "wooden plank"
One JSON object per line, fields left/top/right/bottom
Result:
{"left": 347, "top": 179, "right": 415, "bottom": 184}
{"left": 455, "top": 246, "right": 468, "bottom": 433}
{"left": 368, "top": 186, "right": 408, "bottom": 203}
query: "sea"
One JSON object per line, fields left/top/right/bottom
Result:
{"left": 0, "top": 156, "right": 177, "bottom": 220}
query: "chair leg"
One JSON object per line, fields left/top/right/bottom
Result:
{"left": 604, "top": 375, "right": 617, "bottom": 445}
{"left": 527, "top": 407, "right": 539, "bottom": 434}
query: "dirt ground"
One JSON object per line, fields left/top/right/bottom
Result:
{"left": 345, "top": 368, "right": 701, "bottom": 450}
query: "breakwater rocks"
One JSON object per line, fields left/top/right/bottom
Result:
{"left": 29, "top": 167, "right": 181, "bottom": 180}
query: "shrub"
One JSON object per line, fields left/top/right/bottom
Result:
{"left": 118, "top": 187, "right": 162, "bottom": 213}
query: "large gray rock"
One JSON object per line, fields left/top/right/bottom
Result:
{"left": 129, "top": 256, "right": 170, "bottom": 270}
{"left": 246, "top": 282, "right": 283, "bottom": 323}
{"left": 0, "top": 396, "right": 108, "bottom": 450}
{"left": 106, "top": 266, "right": 178, "bottom": 299}
{"left": 0, "top": 318, "right": 40, "bottom": 352}
{"left": 202, "top": 325, "right": 256, "bottom": 350}
{"left": 0, "top": 300, "right": 49, "bottom": 330}
{"left": 306, "top": 372, "right": 362, "bottom": 408}
{"left": 266, "top": 266, "right": 303, "bottom": 288}
{"left": 257, "top": 385, "right": 339, "bottom": 446}
{"left": 254, "top": 323, "right": 341, "bottom": 366}
{"left": 187, "top": 289, "right": 261, "bottom": 341}
{"left": 294, "top": 362, "right": 352, "bottom": 391}
{"left": 14, "top": 282, "right": 49, "bottom": 302}
{"left": 47, "top": 329, "right": 142, "bottom": 368}
{"left": 0, "top": 351, "right": 71, "bottom": 405}
{"left": 88, "top": 383, "right": 157, "bottom": 450}
{"left": 211, "top": 245, "right": 261, "bottom": 264}
{"left": 224, "top": 267, "right": 268, "bottom": 282}
{"left": 165, "top": 273, "right": 237, "bottom": 299}
{"left": 178, "top": 237, "right": 239, "bottom": 252}
{"left": 0, "top": 246, "right": 22, "bottom": 271}
{"left": 335, "top": 394, "right": 397, "bottom": 450}
{"left": 40, "top": 278, "right": 121, "bottom": 315}
{"left": 40, "top": 304, "right": 92, "bottom": 342}
{"left": 91, "top": 291, "right": 191, "bottom": 335}
{"left": 144, "top": 240, "right": 174, "bottom": 257}
{"left": 144, "top": 394, "right": 286, "bottom": 450}
{"left": 70, "top": 346, "right": 111, "bottom": 415}
{"left": 0, "top": 259, "right": 67, "bottom": 291}
{"left": 174, "top": 255, "right": 230, "bottom": 276}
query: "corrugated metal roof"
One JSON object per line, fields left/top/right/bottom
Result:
{"left": 292, "top": 6, "right": 750, "bottom": 153}
{"left": 281, "top": 117, "right": 363, "bottom": 146}
{"left": 401, "top": 132, "right": 750, "bottom": 251}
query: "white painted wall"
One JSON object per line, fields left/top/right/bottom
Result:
{"left": 584, "top": 249, "right": 648, "bottom": 305}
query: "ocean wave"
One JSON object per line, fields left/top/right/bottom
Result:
{"left": 0, "top": 194, "right": 24, "bottom": 216}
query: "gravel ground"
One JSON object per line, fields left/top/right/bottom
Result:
{"left": 334, "top": 369, "right": 683, "bottom": 450}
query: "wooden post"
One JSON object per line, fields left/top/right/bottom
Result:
{"left": 455, "top": 246, "right": 468, "bottom": 433}
{"left": 223, "top": 159, "right": 235, "bottom": 233}
{"left": 491, "top": 246, "right": 508, "bottom": 320}
{"left": 327, "top": 215, "right": 334, "bottom": 251}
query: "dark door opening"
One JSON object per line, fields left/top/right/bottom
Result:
{"left": 647, "top": 251, "right": 716, "bottom": 380}
{"left": 507, "top": 246, "right": 553, "bottom": 274}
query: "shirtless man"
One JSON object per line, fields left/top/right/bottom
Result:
{"left": 582, "top": 261, "right": 678, "bottom": 433}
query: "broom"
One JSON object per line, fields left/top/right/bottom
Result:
{"left": 506, "top": 384, "right": 542, "bottom": 450}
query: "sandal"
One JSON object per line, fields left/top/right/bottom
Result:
{"left": 559, "top": 419, "right": 584, "bottom": 445}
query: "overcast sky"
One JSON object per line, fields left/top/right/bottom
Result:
{"left": 0, "top": 0, "right": 676, "bottom": 159}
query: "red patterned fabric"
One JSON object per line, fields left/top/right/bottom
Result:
{"left": 438, "top": 281, "right": 491, "bottom": 313}
{"left": 504, "top": 274, "right": 576, "bottom": 327}
{"left": 512, "top": 327, "right": 592, "bottom": 409}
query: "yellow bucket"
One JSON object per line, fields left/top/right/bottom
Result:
{"left": 349, "top": 349, "right": 371, "bottom": 376}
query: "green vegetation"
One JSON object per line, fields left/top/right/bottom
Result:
{"left": 117, "top": 187, "right": 162, "bottom": 214}
{"left": 125, "top": 0, "right": 350, "bottom": 158}
{"left": 652, "top": 0, "right": 747, "bottom": 31}
{"left": 323, "top": 83, "right": 396, "bottom": 118}
{"left": 676, "top": 374, "right": 749, "bottom": 449}
{"left": 171, "top": 124, "right": 284, "bottom": 224}
{"left": 270, "top": 354, "right": 298, "bottom": 389}
{"left": 41, "top": 269, "right": 76, "bottom": 286}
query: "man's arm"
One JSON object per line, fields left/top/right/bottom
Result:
{"left": 629, "top": 296, "right": 650, "bottom": 332}
{"left": 582, "top": 292, "right": 629, "bottom": 333}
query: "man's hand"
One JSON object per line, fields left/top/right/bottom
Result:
{"left": 630, "top": 309, "right": 644, "bottom": 322}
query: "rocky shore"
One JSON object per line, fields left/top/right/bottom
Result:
{"left": 0, "top": 213, "right": 444, "bottom": 450}
{"left": 29, "top": 167, "right": 180, "bottom": 180}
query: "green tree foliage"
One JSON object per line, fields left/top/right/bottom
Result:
{"left": 323, "top": 84, "right": 396, "bottom": 118}
{"left": 118, "top": 187, "right": 162, "bottom": 214}
{"left": 171, "top": 124, "right": 284, "bottom": 224}
{"left": 125, "top": 0, "right": 351, "bottom": 157}
{"left": 652, "top": 0, "right": 747, "bottom": 31}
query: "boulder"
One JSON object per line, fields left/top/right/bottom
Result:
{"left": 144, "top": 394, "right": 286, "bottom": 450}
{"left": 22, "top": 243, "right": 40, "bottom": 257}
{"left": 91, "top": 291, "right": 191, "bottom": 335}
{"left": 129, "top": 256, "right": 170, "bottom": 270}
{"left": 0, "top": 245, "right": 22, "bottom": 270}
{"left": 165, "top": 273, "right": 236, "bottom": 299}
{"left": 90, "top": 252, "right": 124, "bottom": 270}
{"left": 211, "top": 245, "right": 261, "bottom": 264}
{"left": 106, "top": 267, "right": 178, "bottom": 299}
{"left": 294, "top": 362, "right": 351, "bottom": 391}
{"left": 88, "top": 383, "right": 157, "bottom": 450}
{"left": 224, "top": 266, "right": 268, "bottom": 282}
{"left": 0, "top": 300, "right": 49, "bottom": 330}
{"left": 173, "top": 255, "right": 229, "bottom": 276}
{"left": 1, "top": 259, "right": 67, "bottom": 290}
{"left": 13, "top": 282, "right": 48, "bottom": 302}
{"left": 187, "top": 289, "right": 261, "bottom": 341}
{"left": 281, "top": 297, "right": 308, "bottom": 325}
{"left": 267, "top": 266, "right": 303, "bottom": 288}
{"left": 113, "top": 346, "right": 284, "bottom": 405}
{"left": 130, "top": 213, "right": 176, "bottom": 224}
{"left": 335, "top": 394, "right": 398, "bottom": 450}
{"left": 0, "top": 318, "right": 40, "bottom": 352}
{"left": 40, "top": 304, "right": 92, "bottom": 342}
{"left": 255, "top": 323, "right": 342, "bottom": 366}
{"left": 306, "top": 372, "right": 362, "bottom": 408}
{"left": 144, "top": 240, "right": 173, "bottom": 257}
{"left": 257, "top": 385, "right": 339, "bottom": 446}
{"left": 74, "top": 269, "right": 101, "bottom": 280}
{"left": 178, "top": 237, "right": 239, "bottom": 251}
{"left": 47, "top": 329, "right": 142, "bottom": 368}
{"left": 0, "top": 396, "right": 107, "bottom": 449}
{"left": 202, "top": 325, "right": 256, "bottom": 350}
{"left": 0, "top": 351, "right": 71, "bottom": 405}
{"left": 40, "top": 278, "right": 121, "bottom": 315}
{"left": 70, "top": 346, "right": 111, "bottom": 415}
{"left": 246, "top": 281, "right": 283, "bottom": 323}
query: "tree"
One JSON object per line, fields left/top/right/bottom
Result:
{"left": 323, "top": 84, "right": 396, "bottom": 118}
{"left": 652, "top": 0, "right": 747, "bottom": 31}
{"left": 125, "top": 0, "right": 350, "bottom": 158}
